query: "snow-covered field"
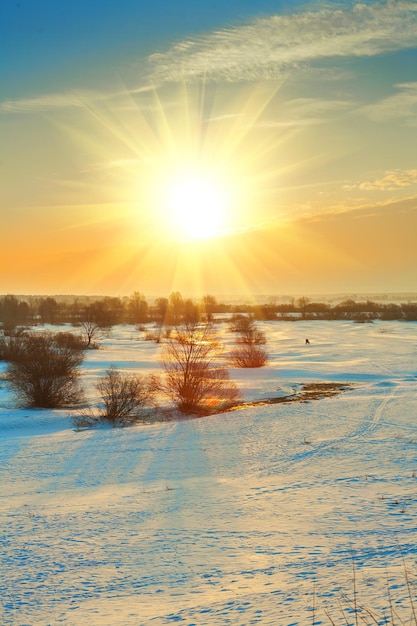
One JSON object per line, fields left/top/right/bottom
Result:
{"left": 1, "top": 320, "right": 416, "bottom": 625}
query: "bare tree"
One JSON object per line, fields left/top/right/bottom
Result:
{"left": 126, "top": 291, "right": 148, "bottom": 324}
{"left": 151, "top": 297, "right": 169, "bottom": 342}
{"left": 6, "top": 332, "right": 84, "bottom": 408}
{"left": 183, "top": 298, "right": 200, "bottom": 324}
{"left": 166, "top": 291, "right": 185, "bottom": 325}
{"left": 38, "top": 297, "right": 59, "bottom": 325}
{"left": 79, "top": 320, "right": 109, "bottom": 349}
{"left": 297, "top": 297, "right": 310, "bottom": 319}
{"left": 202, "top": 294, "right": 217, "bottom": 323}
{"left": 0, "top": 295, "right": 31, "bottom": 331}
{"left": 77, "top": 300, "right": 121, "bottom": 348}
{"left": 157, "top": 323, "right": 239, "bottom": 414}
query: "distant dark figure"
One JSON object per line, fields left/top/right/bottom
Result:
{"left": 305, "top": 338, "right": 310, "bottom": 344}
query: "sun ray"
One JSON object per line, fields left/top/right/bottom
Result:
{"left": 47, "top": 73, "right": 301, "bottom": 296}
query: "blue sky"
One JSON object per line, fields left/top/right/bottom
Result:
{"left": 2, "top": 0, "right": 307, "bottom": 95}
{"left": 1, "top": 0, "right": 417, "bottom": 296}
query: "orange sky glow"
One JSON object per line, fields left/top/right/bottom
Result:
{"left": 2, "top": 2, "right": 417, "bottom": 298}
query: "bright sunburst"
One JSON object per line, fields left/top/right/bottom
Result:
{"left": 162, "top": 170, "right": 233, "bottom": 240}
{"left": 132, "top": 80, "right": 283, "bottom": 245}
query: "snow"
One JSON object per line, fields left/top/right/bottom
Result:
{"left": 1, "top": 320, "right": 416, "bottom": 625}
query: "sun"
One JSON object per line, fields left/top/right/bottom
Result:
{"left": 162, "top": 169, "right": 234, "bottom": 240}
{"left": 130, "top": 80, "right": 283, "bottom": 244}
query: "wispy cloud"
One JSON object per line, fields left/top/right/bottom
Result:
{"left": 346, "top": 169, "right": 417, "bottom": 191}
{"left": 261, "top": 97, "right": 354, "bottom": 127}
{"left": 148, "top": 1, "right": 417, "bottom": 83}
{"left": 0, "top": 85, "right": 153, "bottom": 114}
{"left": 0, "top": 91, "right": 100, "bottom": 113}
{"left": 362, "top": 82, "right": 417, "bottom": 125}
{"left": 3, "top": 2, "right": 416, "bottom": 118}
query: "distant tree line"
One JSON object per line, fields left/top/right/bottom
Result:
{"left": 232, "top": 297, "right": 417, "bottom": 322}
{"left": 0, "top": 292, "right": 213, "bottom": 331}
{"left": 1, "top": 293, "right": 416, "bottom": 332}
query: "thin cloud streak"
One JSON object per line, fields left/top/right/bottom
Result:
{"left": 362, "top": 82, "right": 417, "bottom": 124}
{"left": 0, "top": 85, "right": 153, "bottom": 114}
{"left": 0, "top": 91, "right": 104, "bottom": 113}
{"left": 148, "top": 1, "right": 417, "bottom": 83}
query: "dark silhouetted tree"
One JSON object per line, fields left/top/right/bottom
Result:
{"left": 38, "top": 297, "right": 59, "bottom": 325}
{"left": 184, "top": 298, "right": 200, "bottom": 324}
{"left": 202, "top": 294, "right": 217, "bottom": 322}
{"left": 0, "top": 295, "right": 31, "bottom": 331}
{"left": 79, "top": 320, "right": 108, "bottom": 349}
{"left": 126, "top": 292, "right": 148, "bottom": 324}
{"left": 166, "top": 291, "right": 185, "bottom": 325}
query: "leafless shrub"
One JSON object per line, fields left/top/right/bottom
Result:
{"left": 53, "top": 331, "right": 85, "bottom": 352}
{"left": 76, "top": 366, "right": 153, "bottom": 427}
{"left": 0, "top": 330, "right": 29, "bottom": 362}
{"left": 0, "top": 330, "right": 84, "bottom": 361}
{"left": 144, "top": 329, "right": 162, "bottom": 342}
{"left": 229, "top": 317, "right": 268, "bottom": 368}
{"left": 157, "top": 323, "right": 239, "bottom": 414}
{"left": 235, "top": 321, "right": 266, "bottom": 345}
{"left": 144, "top": 325, "right": 171, "bottom": 343}
{"left": 230, "top": 344, "right": 269, "bottom": 368}
{"left": 5, "top": 332, "right": 84, "bottom": 408}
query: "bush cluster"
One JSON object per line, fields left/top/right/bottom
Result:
{"left": 229, "top": 316, "right": 268, "bottom": 368}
